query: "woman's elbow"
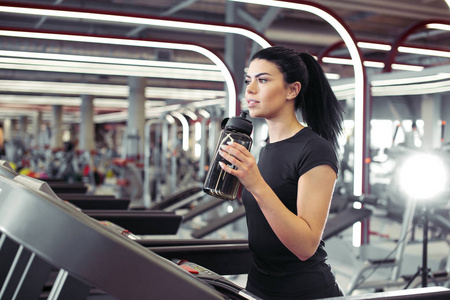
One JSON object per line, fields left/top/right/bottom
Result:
{"left": 296, "top": 244, "right": 318, "bottom": 261}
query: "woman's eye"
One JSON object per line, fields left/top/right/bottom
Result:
{"left": 258, "top": 78, "right": 267, "bottom": 83}
{"left": 244, "top": 79, "right": 250, "bottom": 85}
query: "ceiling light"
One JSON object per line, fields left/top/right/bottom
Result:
{"left": 371, "top": 73, "right": 450, "bottom": 86}
{"left": 358, "top": 42, "right": 392, "bottom": 51}
{"left": 427, "top": 23, "right": 450, "bottom": 31}
{"left": 357, "top": 41, "right": 450, "bottom": 60}
{"left": 363, "top": 61, "right": 385, "bottom": 68}
{"left": 325, "top": 73, "right": 340, "bottom": 80}
{"left": 371, "top": 80, "right": 450, "bottom": 96}
{"left": 0, "top": 95, "right": 165, "bottom": 108}
{"left": 0, "top": 50, "right": 220, "bottom": 71}
{"left": 398, "top": 46, "right": 450, "bottom": 58}
{"left": 0, "top": 29, "right": 236, "bottom": 115}
{"left": 0, "top": 80, "right": 225, "bottom": 101}
{"left": 323, "top": 56, "right": 424, "bottom": 71}
{"left": 0, "top": 55, "right": 225, "bottom": 81}
{"left": 0, "top": 4, "right": 271, "bottom": 49}
{"left": 391, "top": 64, "right": 424, "bottom": 72}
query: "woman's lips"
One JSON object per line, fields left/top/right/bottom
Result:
{"left": 247, "top": 99, "right": 259, "bottom": 108}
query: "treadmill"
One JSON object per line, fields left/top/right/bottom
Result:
{"left": 0, "top": 173, "right": 261, "bottom": 299}
{"left": 0, "top": 161, "right": 182, "bottom": 236}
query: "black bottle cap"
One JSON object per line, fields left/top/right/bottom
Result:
{"left": 224, "top": 111, "right": 253, "bottom": 135}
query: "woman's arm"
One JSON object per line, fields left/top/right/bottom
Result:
{"left": 219, "top": 142, "right": 336, "bottom": 261}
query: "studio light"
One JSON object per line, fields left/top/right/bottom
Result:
{"left": 398, "top": 152, "right": 447, "bottom": 288}
{"left": 398, "top": 153, "right": 447, "bottom": 200}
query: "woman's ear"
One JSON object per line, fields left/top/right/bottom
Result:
{"left": 287, "top": 82, "right": 301, "bottom": 101}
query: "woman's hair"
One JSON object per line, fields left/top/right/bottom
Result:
{"left": 250, "top": 46, "right": 344, "bottom": 153}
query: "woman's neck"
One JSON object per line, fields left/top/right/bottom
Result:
{"left": 266, "top": 117, "right": 304, "bottom": 143}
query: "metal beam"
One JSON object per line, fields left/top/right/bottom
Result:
{"left": 34, "top": 0, "right": 65, "bottom": 29}
{"left": 126, "top": 0, "right": 199, "bottom": 37}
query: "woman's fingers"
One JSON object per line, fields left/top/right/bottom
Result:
{"left": 220, "top": 142, "right": 248, "bottom": 159}
{"left": 218, "top": 147, "right": 240, "bottom": 166}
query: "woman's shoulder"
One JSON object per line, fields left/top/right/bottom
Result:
{"left": 293, "top": 128, "right": 331, "bottom": 146}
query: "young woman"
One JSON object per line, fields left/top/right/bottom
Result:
{"left": 218, "top": 46, "right": 344, "bottom": 299}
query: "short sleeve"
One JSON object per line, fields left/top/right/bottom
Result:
{"left": 297, "top": 137, "right": 338, "bottom": 177}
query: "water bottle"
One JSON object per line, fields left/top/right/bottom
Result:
{"left": 203, "top": 111, "right": 253, "bottom": 200}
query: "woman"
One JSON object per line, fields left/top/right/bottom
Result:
{"left": 218, "top": 46, "right": 344, "bottom": 299}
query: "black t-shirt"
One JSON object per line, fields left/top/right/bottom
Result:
{"left": 242, "top": 127, "right": 339, "bottom": 298}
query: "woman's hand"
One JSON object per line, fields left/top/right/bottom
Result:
{"left": 218, "top": 142, "right": 263, "bottom": 193}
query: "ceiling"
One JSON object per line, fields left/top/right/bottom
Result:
{"left": 0, "top": 0, "right": 449, "bottom": 123}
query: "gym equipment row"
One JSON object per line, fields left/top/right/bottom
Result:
{"left": 1, "top": 160, "right": 182, "bottom": 237}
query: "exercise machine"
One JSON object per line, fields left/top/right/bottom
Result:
{"left": 0, "top": 172, "right": 259, "bottom": 299}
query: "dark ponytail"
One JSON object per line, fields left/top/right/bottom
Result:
{"left": 297, "top": 52, "right": 343, "bottom": 153}
{"left": 250, "top": 47, "right": 343, "bottom": 153}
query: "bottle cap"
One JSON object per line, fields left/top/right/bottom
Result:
{"left": 224, "top": 111, "right": 253, "bottom": 135}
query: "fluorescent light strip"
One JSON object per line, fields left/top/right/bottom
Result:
{"left": 323, "top": 56, "right": 424, "bottom": 71}
{"left": 398, "top": 46, "right": 450, "bottom": 58}
{"left": 322, "top": 57, "right": 353, "bottom": 65}
{"left": 372, "top": 73, "right": 450, "bottom": 86}
{"left": 0, "top": 59, "right": 225, "bottom": 81}
{"left": 0, "top": 5, "right": 271, "bottom": 49}
{"left": 372, "top": 85, "right": 450, "bottom": 96}
{"left": 231, "top": 0, "right": 365, "bottom": 195}
{"left": 332, "top": 83, "right": 356, "bottom": 92}
{"left": 358, "top": 41, "right": 392, "bottom": 51}
{"left": 427, "top": 23, "right": 450, "bottom": 31}
{"left": 0, "top": 50, "right": 220, "bottom": 71}
{"left": 94, "top": 98, "right": 225, "bottom": 123}
{"left": 391, "top": 64, "right": 424, "bottom": 72}
{"left": 0, "top": 95, "right": 165, "bottom": 108}
{"left": 371, "top": 80, "right": 450, "bottom": 96}
{"left": 359, "top": 41, "right": 450, "bottom": 60}
{"left": 0, "top": 30, "right": 236, "bottom": 115}
{"left": 325, "top": 73, "right": 340, "bottom": 80}
{"left": 0, "top": 80, "right": 225, "bottom": 101}
{"left": 363, "top": 61, "right": 385, "bottom": 68}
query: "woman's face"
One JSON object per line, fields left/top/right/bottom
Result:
{"left": 245, "top": 59, "right": 297, "bottom": 120}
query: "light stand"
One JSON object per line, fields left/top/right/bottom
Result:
{"left": 398, "top": 153, "right": 447, "bottom": 289}
{"left": 404, "top": 201, "right": 438, "bottom": 288}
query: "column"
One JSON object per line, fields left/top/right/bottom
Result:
{"left": 441, "top": 95, "right": 450, "bottom": 145}
{"left": 19, "top": 115, "right": 28, "bottom": 144}
{"left": 79, "top": 95, "right": 95, "bottom": 151}
{"left": 50, "top": 105, "right": 63, "bottom": 149}
{"left": 126, "top": 77, "right": 146, "bottom": 159}
{"left": 421, "top": 94, "right": 441, "bottom": 150}
{"left": 3, "top": 118, "right": 12, "bottom": 142}
{"left": 225, "top": 0, "right": 248, "bottom": 116}
{"left": 32, "top": 111, "right": 42, "bottom": 148}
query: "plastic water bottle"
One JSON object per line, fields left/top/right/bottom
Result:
{"left": 203, "top": 112, "right": 253, "bottom": 200}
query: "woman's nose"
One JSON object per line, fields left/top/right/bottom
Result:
{"left": 246, "top": 80, "right": 256, "bottom": 94}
